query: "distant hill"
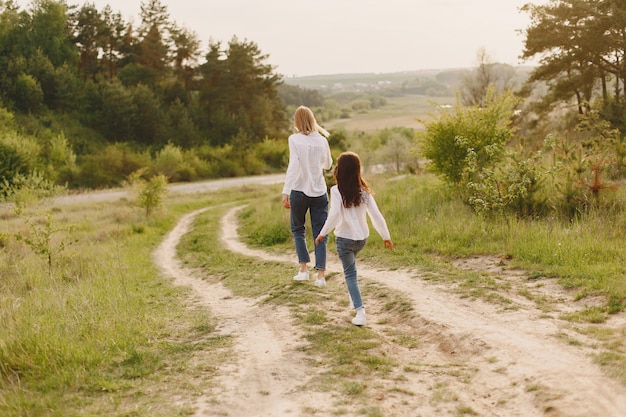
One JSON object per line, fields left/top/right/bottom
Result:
{"left": 282, "top": 66, "right": 535, "bottom": 96}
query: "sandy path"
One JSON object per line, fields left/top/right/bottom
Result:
{"left": 155, "top": 204, "right": 626, "bottom": 417}
{"left": 153, "top": 207, "right": 326, "bottom": 417}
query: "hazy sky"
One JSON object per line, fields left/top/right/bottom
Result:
{"left": 18, "top": 0, "right": 545, "bottom": 77}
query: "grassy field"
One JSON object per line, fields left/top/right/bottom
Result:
{"left": 325, "top": 95, "right": 454, "bottom": 132}
{"left": 1, "top": 172, "right": 625, "bottom": 415}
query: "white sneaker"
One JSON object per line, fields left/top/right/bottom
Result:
{"left": 351, "top": 307, "right": 366, "bottom": 326}
{"left": 314, "top": 277, "right": 326, "bottom": 287}
{"left": 293, "top": 271, "right": 310, "bottom": 281}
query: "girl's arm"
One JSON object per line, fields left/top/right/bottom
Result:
{"left": 366, "top": 194, "right": 393, "bottom": 250}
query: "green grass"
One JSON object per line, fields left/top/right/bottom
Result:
{"left": 325, "top": 95, "right": 454, "bottom": 132}
{"left": 236, "top": 174, "right": 626, "bottom": 386}
{"left": 2, "top": 173, "right": 626, "bottom": 415}
{"left": 240, "top": 175, "right": 626, "bottom": 312}
{"left": 0, "top": 190, "right": 246, "bottom": 416}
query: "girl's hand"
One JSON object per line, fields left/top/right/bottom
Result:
{"left": 315, "top": 235, "right": 325, "bottom": 246}
{"left": 282, "top": 194, "right": 290, "bottom": 209}
{"left": 384, "top": 240, "right": 394, "bottom": 251}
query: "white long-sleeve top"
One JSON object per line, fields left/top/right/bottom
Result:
{"left": 319, "top": 185, "right": 391, "bottom": 241}
{"left": 282, "top": 132, "right": 332, "bottom": 198}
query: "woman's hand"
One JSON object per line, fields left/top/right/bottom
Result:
{"left": 315, "top": 235, "right": 325, "bottom": 246}
{"left": 384, "top": 240, "right": 394, "bottom": 251}
{"left": 282, "top": 194, "right": 290, "bottom": 209}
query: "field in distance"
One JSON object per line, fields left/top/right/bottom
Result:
{"left": 326, "top": 95, "right": 454, "bottom": 132}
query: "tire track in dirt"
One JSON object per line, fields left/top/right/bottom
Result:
{"left": 153, "top": 207, "right": 328, "bottom": 417}
{"left": 220, "top": 205, "right": 626, "bottom": 417}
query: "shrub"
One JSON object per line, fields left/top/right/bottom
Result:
{"left": 78, "top": 143, "right": 151, "bottom": 188}
{"left": 137, "top": 174, "right": 168, "bottom": 217}
{"left": 153, "top": 143, "right": 184, "bottom": 181}
{"left": 420, "top": 89, "right": 518, "bottom": 187}
{"left": 1, "top": 170, "right": 66, "bottom": 205}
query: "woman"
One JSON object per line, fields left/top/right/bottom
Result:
{"left": 282, "top": 106, "right": 333, "bottom": 287}
{"left": 315, "top": 151, "right": 393, "bottom": 326}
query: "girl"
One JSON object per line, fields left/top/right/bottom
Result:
{"left": 315, "top": 151, "right": 393, "bottom": 326}
{"left": 282, "top": 106, "right": 333, "bottom": 286}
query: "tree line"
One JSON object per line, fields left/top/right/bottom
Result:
{"left": 0, "top": 0, "right": 309, "bottom": 190}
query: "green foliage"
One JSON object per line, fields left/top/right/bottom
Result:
{"left": 131, "top": 82, "right": 167, "bottom": 145}
{"left": 198, "top": 38, "right": 287, "bottom": 146}
{"left": 0, "top": 2, "right": 292, "bottom": 190}
{"left": 277, "top": 83, "right": 324, "bottom": 107}
{"left": 465, "top": 143, "right": 553, "bottom": 216}
{"left": 137, "top": 174, "right": 168, "bottom": 217}
{"left": 521, "top": 0, "right": 626, "bottom": 134}
{"left": 12, "top": 205, "right": 76, "bottom": 278}
{"left": 421, "top": 89, "right": 518, "bottom": 187}
{"left": 0, "top": 128, "right": 41, "bottom": 185}
{"left": 117, "top": 63, "right": 157, "bottom": 88}
{"left": 45, "top": 132, "right": 77, "bottom": 184}
{"left": 0, "top": 196, "right": 220, "bottom": 416}
{"left": 1, "top": 170, "right": 65, "bottom": 205}
{"left": 13, "top": 73, "right": 43, "bottom": 112}
{"left": 79, "top": 142, "right": 151, "bottom": 188}
{"left": 153, "top": 142, "right": 184, "bottom": 180}
{"left": 252, "top": 138, "right": 289, "bottom": 169}
{"left": 94, "top": 79, "right": 137, "bottom": 142}
{"left": 343, "top": 126, "right": 419, "bottom": 174}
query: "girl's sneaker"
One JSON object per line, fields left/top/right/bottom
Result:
{"left": 314, "top": 277, "right": 326, "bottom": 287}
{"left": 293, "top": 271, "right": 310, "bottom": 281}
{"left": 351, "top": 307, "right": 366, "bottom": 326}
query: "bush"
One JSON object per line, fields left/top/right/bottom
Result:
{"left": 153, "top": 143, "right": 184, "bottom": 181}
{"left": 14, "top": 73, "right": 44, "bottom": 113}
{"left": 0, "top": 130, "right": 41, "bottom": 185}
{"left": 136, "top": 174, "right": 168, "bottom": 217}
{"left": 1, "top": 170, "right": 66, "bottom": 205}
{"left": 78, "top": 143, "right": 151, "bottom": 188}
{"left": 420, "top": 89, "right": 518, "bottom": 187}
{"left": 252, "top": 138, "right": 288, "bottom": 169}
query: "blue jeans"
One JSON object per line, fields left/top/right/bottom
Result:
{"left": 290, "top": 190, "right": 328, "bottom": 270}
{"left": 336, "top": 237, "right": 367, "bottom": 310}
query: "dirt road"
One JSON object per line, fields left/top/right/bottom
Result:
{"left": 154, "top": 205, "right": 626, "bottom": 417}
{"left": 52, "top": 174, "right": 285, "bottom": 206}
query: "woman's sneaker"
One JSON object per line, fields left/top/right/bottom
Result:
{"left": 293, "top": 271, "right": 310, "bottom": 281}
{"left": 314, "top": 277, "right": 326, "bottom": 287}
{"left": 351, "top": 307, "right": 366, "bottom": 326}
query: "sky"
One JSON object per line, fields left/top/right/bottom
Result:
{"left": 18, "top": 0, "right": 546, "bottom": 77}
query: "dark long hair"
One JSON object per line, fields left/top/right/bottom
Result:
{"left": 334, "top": 151, "right": 371, "bottom": 208}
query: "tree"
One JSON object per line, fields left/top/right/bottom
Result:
{"left": 197, "top": 37, "right": 286, "bottom": 146}
{"left": 27, "top": 0, "right": 77, "bottom": 67}
{"left": 100, "top": 6, "right": 127, "bottom": 80}
{"left": 136, "top": 0, "right": 170, "bottom": 79}
{"left": 131, "top": 83, "right": 167, "bottom": 146}
{"left": 14, "top": 73, "right": 43, "bottom": 112}
{"left": 521, "top": 0, "right": 626, "bottom": 130}
{"left": 461, "top": 48, "right": 516, "bottom": 107}
{"left": 170, "top": 23, "right": 199, "bottom": 90}
{"left": 71, "top": 3, "right": 106, "bottom": 81}
{"left": 94, "top": 80, "right": 136, "bottom": 142}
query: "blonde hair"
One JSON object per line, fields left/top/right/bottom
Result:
{"left": 293, "top": 106, "right": 329, "bottom": 138}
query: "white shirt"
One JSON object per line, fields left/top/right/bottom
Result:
{"left": 319, "top": 185, "right": 391, "bottom": 241}
{"left": 282, "top": 132, "right": 332, "bottom": 198}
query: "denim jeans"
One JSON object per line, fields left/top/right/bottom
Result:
{"left": 290, "top": 190, "right": 328, "bottom": 270}
{"left": 336, "top": 237, "right": 367, "bottom": 310}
